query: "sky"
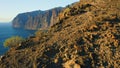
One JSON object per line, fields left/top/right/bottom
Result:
{"left": 0, "top": 0, "right": 79, "bottom": 22}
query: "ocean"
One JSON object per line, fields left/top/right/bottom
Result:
{"left": 0, "top": 23, "right": 36, "bottom": 56}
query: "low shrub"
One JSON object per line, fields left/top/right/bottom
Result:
{"left": 4, "top": 36, "right": 24, "bottom": 48}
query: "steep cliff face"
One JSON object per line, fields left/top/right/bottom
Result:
{"left": 12, "top": 7, "right": 63, "bottom": 30}
{"left": 1, "top": 0, "right": 120, "bottom": 68}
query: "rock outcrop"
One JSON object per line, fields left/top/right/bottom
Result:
{"left": 12, "top": 7, "right": 63, "bottom": 30}
{"left": 1, "top": 0, "right": 120, "bottom": 68}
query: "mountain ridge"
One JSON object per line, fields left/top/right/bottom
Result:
{"left": 12, "top": 7, "right": 63, "bottom": 30}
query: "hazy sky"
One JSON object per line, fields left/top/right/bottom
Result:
{"left": 0, "top": 0, "right": 79, "bottom": 22}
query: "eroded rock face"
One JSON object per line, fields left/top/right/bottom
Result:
{"left": 12, "top": 7, "right": 63, "bottom": 30}
{"left": 63, "top": 59, "right": 80, "bottom": 68}
{"left": 1, "top": 0, "right": 120, "bottom": 68}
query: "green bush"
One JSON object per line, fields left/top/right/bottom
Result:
{"left": 4, "top": 36, "right": 24, "bottom": 48}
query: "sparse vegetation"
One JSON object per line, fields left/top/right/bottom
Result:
{"left": 4, "top": 36, "right": 24, "bottom": 48}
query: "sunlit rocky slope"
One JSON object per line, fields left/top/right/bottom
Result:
{"left": 0, "top": 0, "right": 120, "bottom": 68}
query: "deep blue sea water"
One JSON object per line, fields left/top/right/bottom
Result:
{"left": 0, "top": 23, "right": 36, "bottom": 56}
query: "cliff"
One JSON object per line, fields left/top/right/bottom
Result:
{"left": 12, "top": 7, "right": 63, "bottom": 30}
{"left": 1, "top": 0, "right": 120, "bottom": 68}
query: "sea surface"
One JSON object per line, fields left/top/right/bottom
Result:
{"left": 0, "top": 23, "right": 36, "bottom": 56}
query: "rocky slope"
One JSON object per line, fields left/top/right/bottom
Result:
{"left": 1, "top": 0, "right": 120, "bottom": 68}
{"left": 12, "top": 7, "right": 63, "bottom": 30}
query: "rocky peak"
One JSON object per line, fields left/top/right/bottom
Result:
{"left": 80, "top": 0, "right": 119, "bottom": 3}
{"left": 80, "top": 0, "right": 120, "bottom": 7}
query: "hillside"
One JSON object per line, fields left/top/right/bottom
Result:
{"left": 0, "top": 0, "right": 120, "bottom": 68}
{"left": 12, "top": 7, "right": 63, "bottom": 30}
